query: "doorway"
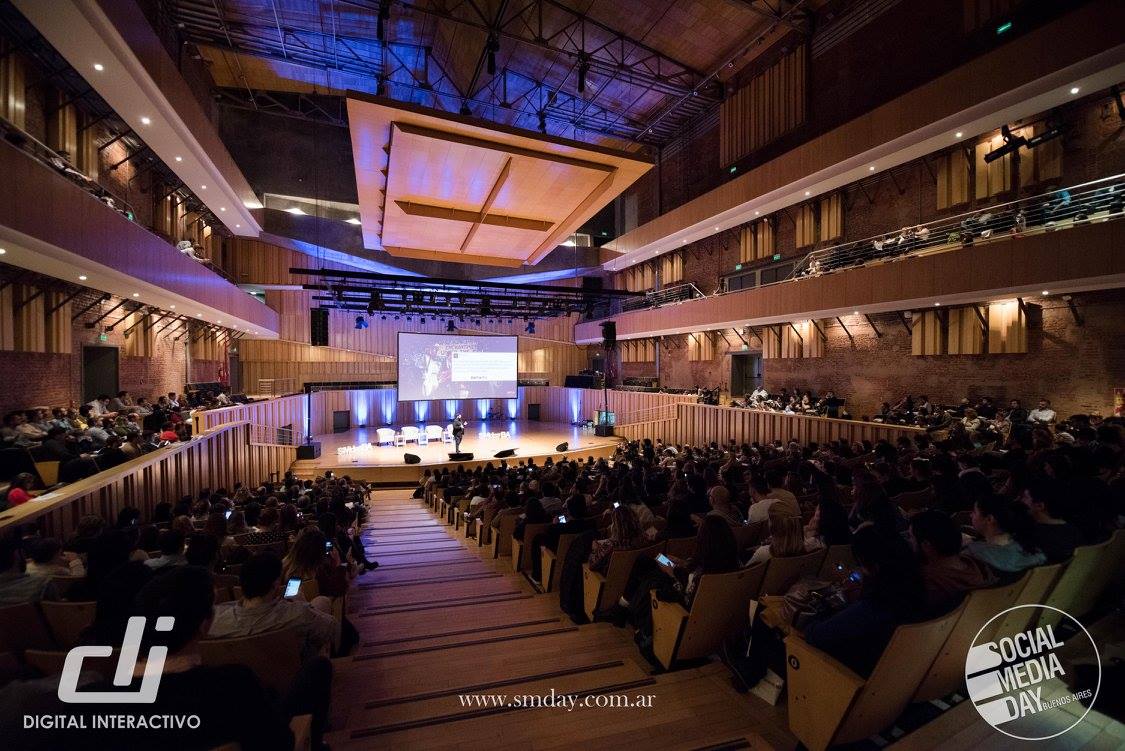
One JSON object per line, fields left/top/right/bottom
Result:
{"left": 730, "top": 352, "right": 761, "bottom": 398}
{"left": 82, "top": 346, "right": 119, "bottom": 403}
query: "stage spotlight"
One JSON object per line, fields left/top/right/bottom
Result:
{"left": 577, "top": 57, "right": 589, "bottom": 93}
{"left": 537, "top": 110, "right": 547, "bottom": 133}
{"left": 447, "top": 320, "right": 456, "bottom": 332}
{"left": 983, "top": 124, "right": 1028, "bottom": 164}
{"left": 354, "top": 315, "right": 368, "bottom": 330}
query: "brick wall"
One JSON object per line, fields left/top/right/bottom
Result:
{"left": 0, "top": 320, "right": 223, "bottom": 415}
{"left": 759, "top": 289, "right": 1125, "bottom": 419}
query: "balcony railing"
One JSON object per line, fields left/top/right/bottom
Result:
{"left": 620, "top": 282, "right": 705, "bottom": 312}
{"left": 791, "top": 175, "right": 1125, "bottom": 279}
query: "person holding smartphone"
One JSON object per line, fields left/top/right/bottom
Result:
{"left": 282, "top": 528, "right": 349, "bottom": 599}
{"left": 618, "top": 517, "right": 740, "bottom": 647}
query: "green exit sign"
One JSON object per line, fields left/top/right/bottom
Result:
{"left": 734, "top": 263, "right": 742, "bottom": 271}
{"left": 98, "top": 332, "right": 108, "bottom": 342}
{"left": 772, "top": 253, "right": 782, "bottom": 261}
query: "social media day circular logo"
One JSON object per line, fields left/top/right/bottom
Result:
{"left": 965, "top": 605, "right": 1101, "bottom": 741}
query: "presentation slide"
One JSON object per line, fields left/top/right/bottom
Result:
{"left": 397, "top": 333, "right": 518, "bottom": 401}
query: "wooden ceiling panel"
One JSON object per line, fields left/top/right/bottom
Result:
{"left": 346, "top": 94, "right": 651, "bottom": 267}
{"left": 463, "top": 223, "right": 547, "bottom": 258}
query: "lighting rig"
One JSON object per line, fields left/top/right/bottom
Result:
{"left": 293, "top": 268, "right": 644, "bottom": 329}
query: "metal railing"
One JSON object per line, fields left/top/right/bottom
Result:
{"left": 791, "top": 175, "right": 1125, "bottom": 278}
{"left": 249, "top": 423, "right": 303, "bottom": 447}
{"left": 621, "top": 282, "right": 704, "bottom": 312}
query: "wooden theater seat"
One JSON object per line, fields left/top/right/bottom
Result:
{"left": 491, "top": 514, "right": 518, "bottom": 559}
{"left": 1040, "top": 537, "right": 1116, "bottom": 627}
{"left": 989, "top": 561, "right": 1065, "bottom": 637}
{"left": 663, "top": 537, "right": 697, "bottom": 560}
{"left": 200, "top": 628, "right": 301, "bottom": 696}
{"left": 540, "top": 532, "right": 579, "bottom": 593}
{"left": 511, "top": 522, "right": 550, "bottom": 574}
{"left": 39, "top": 600, "right": 97, "bottom": 650}
{"left": 732, "top": 521, "right": 767, "bottom": 554}
{"left": 24, "top": 648, "right": 120, "bottom": 678}
{"left": 912, "top": 576, "right": 1026, "bottom": 702}
{"left": 582, "top": 543, "right": 663, "bottom": 621}
{"left": 891, "top": 487, "right": 935, "bottom": 515}
{"left": 651, "top": 563, "right": 767, "bottom": 670}
{"left": 0, "top": 601, "right": 56, "bottom": 656}
{"left": 759, "top": 548, "right": 827, "bottom": 596}
{"left": 785, "top": 607, "right": 961, "bottom": 750}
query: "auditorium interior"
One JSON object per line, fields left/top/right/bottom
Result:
{"left": 0, "top": 0, "right": 1123, "bottom": 749}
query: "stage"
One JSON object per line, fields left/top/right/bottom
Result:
{"left": 290, "top": 421, "right": 622, "bottom": 483}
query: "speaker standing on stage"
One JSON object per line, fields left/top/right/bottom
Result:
{"left": 452, "top": 414, "right": 465, "bottom": 452}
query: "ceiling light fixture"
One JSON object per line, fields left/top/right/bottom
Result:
{"left": 175, "top": 156, "right": 182, "bottom": 162}
{"left": 93, "top": 63, "right": 104, "bottom": 71}
{"left": 346, "top": 217, "right": 362, "bottom": 225}
{"left": 804, "top": 191, "right": 811, "bottom": 196}
{"left": 78, "top": 275, "right": 87, "bottom": 281}
{"left": 140, "top": 116, "right": 151, "bottom": 125}
{"left": 200, "top": 185, "right": 206, "bottom": 190}
{"left": 1069, "top": 86, "right": 1080, "bottom": 95}
{"left": 868, "top": 165, "right": 875, "bottom": 171}
{"left": 220, "top": 207, "right": 226, "bottom": 212}
{"left": 0, "top": 248, "right": 6, "bottom": 254}
{"left": 955, "top": 131, "right": 963, "bottom": 138}
{"left": 170, "top": 305, "right": 176, "bottom": 309}
{"left": 132, "top": 292, "right": 140, "bottom": 297}
{"left": 1041, "top": 290, "right": 1049, "bottom": 296}
{"left": 285, "top": 207, "right": 306, "bottom": 215}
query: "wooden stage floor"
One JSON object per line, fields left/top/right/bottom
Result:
{"left": 292, "top": 421, "right": 620, "bottom": 482}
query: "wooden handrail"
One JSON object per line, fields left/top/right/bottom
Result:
{"left": 0, "top": 421, "right": 248, "bottom": 532}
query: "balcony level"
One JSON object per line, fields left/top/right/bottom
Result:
{"left": 0, "top": 134, "right": 278, "bottom": 335}
{"left": 575, "top": 214, "right": 1124, "bottom": 344}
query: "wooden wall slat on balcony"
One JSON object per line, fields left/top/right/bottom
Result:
{"left": 0, "top": 421, "right": 296, "bottom": 538}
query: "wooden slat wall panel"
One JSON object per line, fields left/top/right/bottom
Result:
{"left": 13, "top": 284, "right": 46, "bottom": 353}
{"left": 0, "top": 44, "right": 26, "bottom": 129}
{"left": 912, "top": 310, "right": 944, "bottom": 355}
{"left": 0, "top": 422, "right": 296, "bottom": 538}
{"left": 193, "top": 393, "right": 309, "bottom": 433}
{"left": 795, "top": 204, "right": 816, "bottom": 248}
{"left": 819, "top": 193, "right": 843, "bottom": 242}
{"left": 45, "top": 291, "right": 72, "bottom": 354}
{"left": 936, "top": 150, "right": 971, "bottom": 210}
{"left": 987, "top": 300, "right": 1027, "bottom": 353}
{"left": 671, "top": 403, "right": 923, "bottom": 448}
{"left": 720, "top": 45, "right": 806, "bottom": 166}
{"left": 303, "top": 387, "right": 696, "bottom": 435}
{"left": 947, "top": 307, "right": 984, "bottom": 355}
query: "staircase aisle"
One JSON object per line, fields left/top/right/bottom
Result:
{"left": 325, "top": 490, "right": 796, "bottom": 751}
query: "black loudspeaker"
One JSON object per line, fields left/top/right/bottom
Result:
{"left": 594, "top": 425, "right": 615, "bottom": 437}
{"left": 555, "top": 442, "right": 569, "bottom": 452}
{"left": 296, "top": 441, "right": 322, "bottom": 459}
{"left": 493, "top": 448, "right": 516, "bottom": 458}
{"left": 601, "top": 320, "right": 616, "bottom": 350}
{"left": 448, "top": 452, "right": 474, "bottom": 461}
{"left": 581, "top": 275, "right": 604, "bottom": 292}
{"left": 310, "top": 309, "right": 329, "bottom": 346}
{"left": 403, "top": 453, "right": 421, "bottom": 464}
{"left": 527, "top": 403, "right": 541, "bottom": 421}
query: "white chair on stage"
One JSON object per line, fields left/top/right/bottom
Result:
{"left": 400, "top": 426, "right": 420, "bottom": 444}
{"left": 425, "top": 425, "right": 444, "bottom": 443}
{"left": 443, "top": 424, "right": 455, "bottom": 444}
{"left": 375, "top": 428, "right": 396, "bottom": 446}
